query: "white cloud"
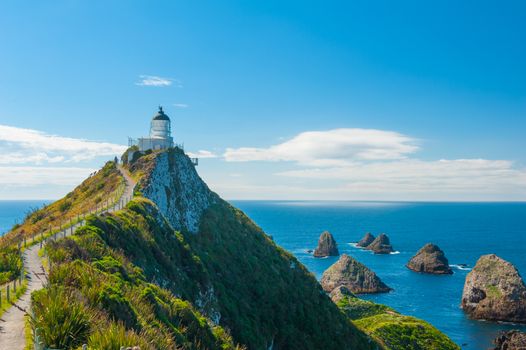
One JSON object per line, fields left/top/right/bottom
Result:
{"left": 0, "top": 166, "right": 96, "bottom": 186}
{"left": 224, "top": 128, "right": 418, "bottom": 166}
{"left": 173, "top": 103, "right": 189, "bottom": 109}
{"left": 276, "top": 158, "right": 526, "bottom": 199}
{"left": 135, "top": 75, "right": 181, "bottom": 87}
{"left": 218, "top": 128, "right": 526, "bottom": 200}
{"left": 0, "top": 124, "right": 127, "bottom": 165}
{"left": 0, "top": 166, "right": 98, "bottom": 200}
{"left": 187, "top": 150, "right": 218, "bottom": 159}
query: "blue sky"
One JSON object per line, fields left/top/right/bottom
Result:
{"left": 0, "top": 1, "right": 525, "bottom": 200}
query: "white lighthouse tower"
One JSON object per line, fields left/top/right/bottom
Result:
{"left": 137, "top": 106, "right": 174, "bottom": 151}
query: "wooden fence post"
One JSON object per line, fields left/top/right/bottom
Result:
{"left": 7, "top": 285, "right": 10, "bottom": 302}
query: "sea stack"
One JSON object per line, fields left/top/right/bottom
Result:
{"left": 356, "top": 232, "right": 375, "bottom": 247}
{"left": 461, "top": 254, "right": 526, "bottom": 323}
{"left": 406, "top": 243, "right": 452, "bottom": 274}
{"left": 313, "top": 231, "right": 339, "bottom": 257}
{"left": 492, "top": 330, "right": 526, "bottom": 350}
{"left": 321, "top": 254, "right": 391, "bottom": 294}
{"left": 365, "top": 233, "right": 394, "bottom": 254}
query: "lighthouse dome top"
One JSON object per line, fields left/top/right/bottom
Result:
{"left": 152, "top": 106, "right": 170, "bottom": 121}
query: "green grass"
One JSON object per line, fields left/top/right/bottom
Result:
{"left": 0, "top": 279, "right": 27, "bottom": 318}
{"left": 337, "top": 295, "right": 395, "bottom": 320}
{"left": 354, "top": 313, "right": 459, "bottom": 350}
{"left": 34, "top": 201, "right": 241, "bottom": 350}
{"left": 31, "top": 286, "right": 94, "bottom": 349}
{"left": 0, "top": 161, "right": 124, "bottom": 285}
{"left": 486, "top": 284, "right": 502, "bottom": 298}
{"left": 336, "top": 296, "right": 459, "bottom": 350}
{"left": 36, "top": 193, "right": 374, "bottom": 350}
{"left": 24, "top": 314, "right": 33, "bottom": 350}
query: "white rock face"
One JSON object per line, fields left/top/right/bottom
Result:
{"left": 141, "top": 150, "right": 219, "bottom": 233}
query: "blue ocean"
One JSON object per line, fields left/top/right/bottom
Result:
{"left": 232, "top": 201, "right": 526, "bottom": 349}
{"left": 0, "top": 200, "right": 50, "bottom": 235}
{"left": 2, "top": 200, "right": 526, "bottom": 348}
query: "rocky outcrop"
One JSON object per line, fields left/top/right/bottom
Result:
{"left": 321, "top": 254, "right": 391, "bottom": 294}
{"left": 138, "top": 148, "right": 219, "bottom": 233}
{"left": 364, "top": 233, "right": 393, "bottom": 254}
{"left": 356, "top": 233, "right": 375, "bottom": 248}
{"left": 406, "top": 243, "right": 452, "bottom": 274}
{"left": 313, "top": 231, "right": 339, "bottom": 257}
{"left": 329, "top": 285, "right": 356, "bottom": 303}
{"left": 492, "top": 330, "right": 526, "bottom": 350}
{"left": 461, "top": 254, "right": 526, "bottom": 323}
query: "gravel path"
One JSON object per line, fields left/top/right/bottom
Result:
{"left": 0, "top": 165, "right": 136, "bottom": 350}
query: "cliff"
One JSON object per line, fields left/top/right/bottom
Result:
{"left": 131, "top": 148, "right": 220, "bottom": 233}
{"left": 73, "top": 148, "right": 373, "bottom": 349}
{"left": 30, "top": 147, "right": 459, "bottom": 349}
{"left": 461, "top": 254, "right": 526, "bottom": 323}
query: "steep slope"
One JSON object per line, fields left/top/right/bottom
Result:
{"left": 0, "top": 161, "right": 123, "bottom": 284}
{"left": 123, "top": 148, "right": 374, "bottom": 349}
{"left": 40, "top": 203, "right": 240, "bottom": 349}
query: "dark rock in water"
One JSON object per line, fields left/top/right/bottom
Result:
{"left": 356, "top": 232, "right": 375, "bottom": 248}
{"left": 306, "top": 249, "right": 313, "bottom": 253}
{"left": 321, "top": 254, "right": 391, "bottom": 294}
{"left": 492, "top": 330, "right": 526, "bottom": 350}
{"left": 329, "top": 285, "right": 356, "bottom": 303}
{"left": 364, "top": 233, "right": 393, "bottom": 254}
{"left": 458, "top": 263, "right": 468, "bottom": 268}
{"left": 461, "top": 254, "right": 526, "bottom": 323}
{"left": 406, "top": 243, "right": 452, "bottom": 274}
{"left": 313, "top": 231, "right": 339, "bottom": 257}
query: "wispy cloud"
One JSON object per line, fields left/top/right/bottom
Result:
{"left": 187, "top": 150, "right": 218, "bottom": 159}
{"left": 173, "top": 103, "right": 189, "bottom": 109}
{"left": 0, "top": 166, "right": 98, "bottom": 200}
{"left": 277, "top": 159, "right": 526, "bottom": 196}
{"left": 219, "top": 128, "right": 526, "bottom": 200}
{"left": 224, "top": 128, "right": 418, "bottom": 166}
{"left": 0, "top": 125, "right": 127, "bottom": 164}
{"left": 135, "top": 75, "right": 182, "bottom": 87}
{"left": 0, "top": 166, "right": 96, "bottom": 186}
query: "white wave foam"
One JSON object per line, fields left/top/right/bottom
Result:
{"left": 390, "top": 251, "right": 400, "bottom": 255}
{"left": 451, "top": 264, "right": 471, "bottom": 271}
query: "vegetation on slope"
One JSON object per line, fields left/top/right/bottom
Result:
{"left": 36, "top": 203, "right": 241, "bottom": 350}
{"left": 337, "top": 296, "right": 459, "bottom": 350}
{"left": 38, "top": 193, "right": 374, "bottom": 349}
{"left": 0, "top": 161, "right": 123, "bottom": 284}
{"left": 121, "top": 148, "right": 376, "bottom": 349}
{"left": 191, "top": 203, "right": 373, "bottom": 349}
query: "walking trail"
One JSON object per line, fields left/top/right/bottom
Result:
{"left": 0, "top": 165, "right": 136, "bottom": 350}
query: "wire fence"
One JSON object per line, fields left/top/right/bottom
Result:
{"left": 29, "top": 166, "right": 136, "bottom": 350}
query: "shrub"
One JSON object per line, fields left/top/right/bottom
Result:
{"left": 30, "top": 287, "right": 93, "bottom": 349}
{"left": 88, "top": 322, "right": 152, "bottom": 350}
{"left": 59, "top": 201, "right": 72, "bottom": 212}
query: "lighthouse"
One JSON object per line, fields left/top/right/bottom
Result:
{"left": 136, "top": 106, "right": 174, "bottom": 151}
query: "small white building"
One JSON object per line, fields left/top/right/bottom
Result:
{"left": 134, "top": 106, "right": 174, "bottom": 151}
